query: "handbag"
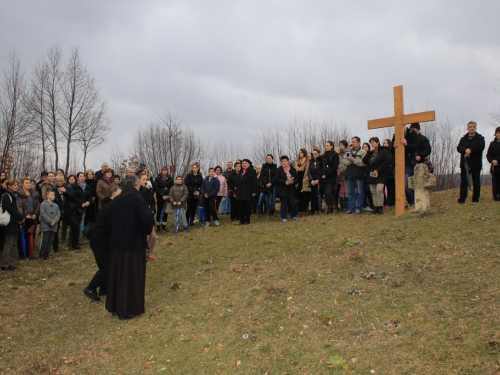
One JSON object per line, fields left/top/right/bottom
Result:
{"left": 0, "top": 193, "right": 12, "bottom": 226}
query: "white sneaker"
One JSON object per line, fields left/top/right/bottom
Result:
{"left": 193, "top": 219, "right": 199, "bottom": 224}
{"left": 205, "top": 222, "right": 211, "bottom": 228}
{"left": 214, "top": 220, "right": 220, "bottom": 226}
{"left": 363, "top": 206, "right": 372, "bottom": 212}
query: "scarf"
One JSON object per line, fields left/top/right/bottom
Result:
{"left": 283, "top": 164, "right": 291, "bottom": 179}
{"left": 77, "top": 180, "right": 86, "bottom": 190}
{"left": 369, "top": 148, "right": 378, "bottom": 165}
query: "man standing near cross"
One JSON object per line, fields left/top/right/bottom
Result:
{"left": 367, "top": 86, "right": 435, "bottom": 216}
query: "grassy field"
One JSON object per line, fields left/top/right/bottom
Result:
{"left": 1, "top": 188, "right": 499, "bottom": 374}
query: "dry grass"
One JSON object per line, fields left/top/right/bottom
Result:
{"left": 1, "top": 188, "right": 500, "bottom": 374}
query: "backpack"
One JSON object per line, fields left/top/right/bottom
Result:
{"left": 0, "top": 193, "right": 12, "bottom": 226}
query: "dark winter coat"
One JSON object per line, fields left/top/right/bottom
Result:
{"left": 362, "top": 147, "right": 391, "bottom": 185}
{"left": 320, "top": 151, "right": 339, "bottom": 185}
{"left": 308, "top": 157, "right": 323, "bottom": 183}
{"left": 1, "top": 190, "right": 25, "bottom": 235}
{"left": 138, "top": 185, "right": 156, "bottom": 213}
{"left": 227, "top": 171, "right": 240, "bottom": 197}
{"left": 153, "top": 174, "right": 174, "bottom": 199}
{"left": 201, "top": 176, "right": 220, "bottom": 199}
{"left": 487, "top": 139, "right": 500, "bottom": 174}
{"left": 86, "top": 179, "right": 97, "bottom": 198}
{"left": 236, "top": 167, "right": 258, "bottom": 201}
{"left": 90, "top": 197, "right": 112, "bottom": 250}
{"left": 260, "top": 162, "right": 277, "bottom": 193}
{"left": 53, "top": 184, "right": 82, "bottom": 218}
{"left": 185, "top": 173, "right": 203, "bottom": 198}
{"left": 403, "top": 128, "right": 419, "bottom": 166}
{"left": 71, "top": 183, "right": 93, "bottom": 215}
{"left": 457, "top": 132, "right": 485, "bottom": 169}
{"left": 108, "top": 185, "right": 154, "bottom": 251}
{"left": 416, "top": 133, "right": 432, "bottom": 162}
{"left": 275, "top": 165, "right": 297, "bottom": 197}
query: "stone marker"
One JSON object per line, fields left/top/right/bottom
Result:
{"left": 408, "top": 163, "right": 436, "bottom": 212}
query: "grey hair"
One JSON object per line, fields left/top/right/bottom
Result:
{"left": 109, "top": 186, "right": 121, "bottom": 197}
{"left": 124, "top": 174, "right": 139, "bottom": 186}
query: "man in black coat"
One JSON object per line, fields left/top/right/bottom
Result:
{"left": 105, "top": 175, "right": 154, "bottom": 320}
{"left": 83, "top": 186, "right": 122, "bottom": 301}
{"left": 457, "top": 121, "right": 485, "bottom": 203}
{"left": 53, "top": 175, "right": 82, "bottom": 250}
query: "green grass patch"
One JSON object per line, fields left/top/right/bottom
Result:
{"left": 1, "top": 189, "right": 499, "bottom": 374}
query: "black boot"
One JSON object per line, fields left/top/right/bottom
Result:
{"left": 156, "top": 224, "right": 161, "bottom": 232}
{"left": 372, "top": 206, "right": 379, "bottom": 214}
{"left": 378, "top": 206, "right": 384, "bottom": 215}
{"left": 162, "top": 224, "right": 168, "bottom": 232}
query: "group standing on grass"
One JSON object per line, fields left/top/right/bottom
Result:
{"left": 1, "top": 120, "right": 499, "bottom": 318}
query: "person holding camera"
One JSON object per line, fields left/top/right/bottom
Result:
{"left": 343, "top": 136, "right": 367, "bottom": 214}
{"left": 362, "top": 137, "right": 391, "bottom": 214}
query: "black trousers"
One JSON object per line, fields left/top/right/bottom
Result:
{"left": 230, "top": 195, "right": 238, "bottom": 221}
{"left": 310, "top": 185, "right": 319, "bottom": 213}
{"left": 238, "top": 200, "right": 252, "bottom": 224}
{"left": 88, "top": 245, "right": 111, "bottom": 292}
{"left": 186, "top": 197, "right": 198, "bottom": 223}
{"left": 459, "top": 166, "right": 481, "bottom": 202}
{"left": 492, "top": 172, "right": 500, "bottom": 201}
{"left": 54, "top": 215, "right": 80, "bottom": 249}
{"left": 203, "top": 197, "right": 219, "bottom": 222}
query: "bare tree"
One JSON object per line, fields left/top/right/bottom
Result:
{"left": 251, "top": 114, "right": 350, "bottom": 164}
{"left": 0, "top": 49, "right": 33, "bottom": 173}
{"left": 76, "top": 99, "right": 111, "bottom": 171}
{"left": 59, "top": 47, "right": 109, "bottom": 174}
{"left": 133, "top": 110, "right": 204, "bottom": 176}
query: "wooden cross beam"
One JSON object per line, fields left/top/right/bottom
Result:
{"left": 367, "top": 85, "right": 435, "bottom": 216}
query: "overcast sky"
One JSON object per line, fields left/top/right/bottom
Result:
{"left": 1, "top": 0, "right": 499, "bottom": 168}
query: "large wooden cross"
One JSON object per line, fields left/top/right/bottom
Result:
{"left": 367, "top": 85, "right": 435, "bottom": 216}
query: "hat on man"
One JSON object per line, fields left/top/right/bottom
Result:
{"left": 410, "top": 122, "right": 420, "bottom": 130}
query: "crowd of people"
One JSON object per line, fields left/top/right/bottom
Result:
{"left": 1, "top": 121, "right": 499, "bottom": 319}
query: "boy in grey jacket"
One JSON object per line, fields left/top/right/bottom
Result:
{"left": 40, "top": 190, "right": 61, "bottom": 259}
{"left": 168, "top": 176, "right": 189, "bottom": 233}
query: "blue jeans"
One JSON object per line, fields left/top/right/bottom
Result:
{"left": 263, "top": 187, "right": 276, "bottom": 211}
{"left": 221, "top": 194, "right": 231, "bottom": 214}
{"left": 257, "top": 192, "right": 265, "bottom": 212}
{"left": 405, "top": 166, "right": 415, "bottom": 205}
{"left": 346, "top": 178, "right": 364, "bottom": 212}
